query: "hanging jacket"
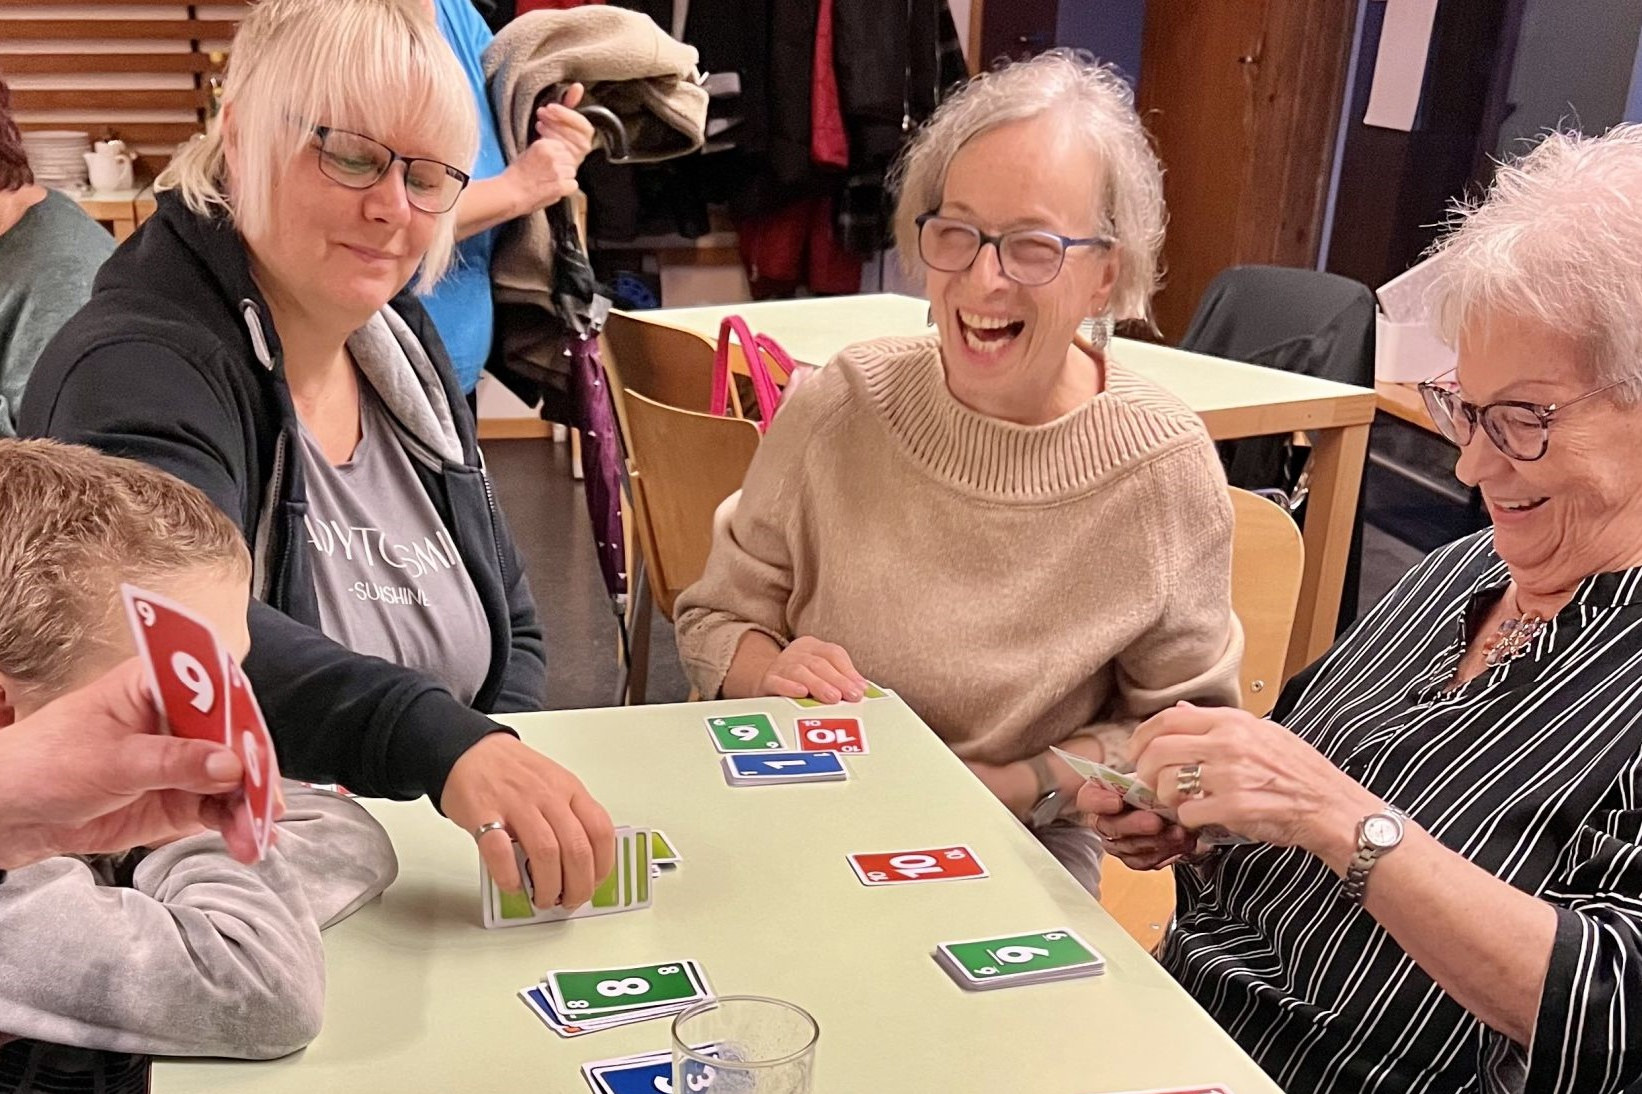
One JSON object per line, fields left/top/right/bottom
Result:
{"left": 19, "top": 191, "right": 545, "bottom": 806}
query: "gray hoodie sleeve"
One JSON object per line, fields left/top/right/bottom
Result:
{"left": 0, "top": 784, "right": 397, "bottom": 1059}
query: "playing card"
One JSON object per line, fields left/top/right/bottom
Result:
{"left": 121, "top": 584, "right": 229, "bottom": 745}
{"left": 705, "top": 713, "right": 784, "bottom": 752}
{"left": 581, "top": 1046, "right": 721, "bottom": 1094}
{"left": 222, "top": 659, "right": 280, "bottom": 860}
{"left": 722, "top": 750, "right": 847, "bottom": 785}
{"left": 849, "top": 845, "right": 987, "bottom": 886}
{"left": 795, "top": 716, "right": 868, "bottom": 754}
{"left": 789, "top": 682, "right": 890, "bottom": 708}
{"left": 482, "top": 827, "right": 652, "bottom": 928}
{"left": 547, "top": 959, "right": 709, "bottom": 1020}
{"left": 649, "top": 829, "right": 680, "bottom": 866}
{"left": 934, "top": 928, "right": 1105, "bottom": 990}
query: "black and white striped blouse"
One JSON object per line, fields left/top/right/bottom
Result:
{"left": 1163, "top": 530, "right": 1642, "bottom": 1094}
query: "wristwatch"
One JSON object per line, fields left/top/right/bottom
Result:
{"left": 1341, "top": 805, "right": 1405, "bottom": 904}
{"left": 1026, "top": 753, "right": 1065, "bottom": 828}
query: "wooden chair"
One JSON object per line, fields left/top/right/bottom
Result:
{"left": 1100, "top": 487, "right": 1305, "bottom": 950}
{"left": 1229, "top": 486, "right": 1305, "bottom": 717}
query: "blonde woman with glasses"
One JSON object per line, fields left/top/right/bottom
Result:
{"left": 21, "top": 0, "right": 614, "bottom": 914}
{"left": 673, "top": 51, "right": 1243, "bottom": 895}
{"left": 1083, "top": 126, "right": 1642, "bottom": 1093}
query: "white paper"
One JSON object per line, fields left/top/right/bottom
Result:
{"left": 1363, "top": 0, "right": 1440, "bottom": 131}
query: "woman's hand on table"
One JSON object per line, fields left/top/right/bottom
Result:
{"left": 440, "top": 733, "right": 616, "bottom": 909}
{"left": 758, "top": 636, "right": 867, "bottom": 704}
{"left": 1131, "top": 703, "right": 1380, "bottom": 857}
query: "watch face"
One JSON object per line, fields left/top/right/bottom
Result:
{"left": 1363, "top": 815, "right": 1402, "bottom": 849}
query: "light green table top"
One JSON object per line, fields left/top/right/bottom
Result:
{"left": 154, "top": 697, "right": 1281, "bottom": 1093}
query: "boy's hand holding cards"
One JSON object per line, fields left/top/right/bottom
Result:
{"left": 121, "top": 584, "right": 279, "bottom": 862}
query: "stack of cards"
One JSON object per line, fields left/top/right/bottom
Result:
{"left": 579, "top": 1045, "right": 720, "bottom": 1094}
{"left": 482, "top": 826, "right": 652, "bottom": 928}
{"left": 848, "top": 845, "right": 987, "bottom": 886}
{"left": 705, "top": 713, "right": 784, "bottom": 751}
{"left": 933, "top": 928, "right": 1106, "bottom": 991}
{"left": 1051, "top": 746, "right": 1248, "bottom": 847}
{"left": 121, "top": 584, "right": 279, "bottom": 862}
{"left": 520, "top": 959, "right": 713, "bottom": 1037}
{"left": 721, "top": 750, "right": 847, "bottom": 786}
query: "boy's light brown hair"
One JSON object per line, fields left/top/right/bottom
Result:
{"left": 0, "top": 440, "right": 250, "bottom": 700}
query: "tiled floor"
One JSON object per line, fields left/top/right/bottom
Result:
{"left": 483, "top": 434, "right": 1468, "bottom": 711}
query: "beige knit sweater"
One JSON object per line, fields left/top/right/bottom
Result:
{"left": 673, "top": 335, "right": 1243, "bottom": 766}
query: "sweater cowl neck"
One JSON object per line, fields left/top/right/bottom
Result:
{"left": 846, "top": 334, "right": 1200, "bottom": 502}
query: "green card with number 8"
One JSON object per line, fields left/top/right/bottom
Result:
{"left": 548, "top": 961, "right": 703, "bottom": 1017}
{"left": 705, "top": 714, "right": 783, "bottom": 752}
{"left": 939, "top": 929, "right": 1104, "bottom": 983}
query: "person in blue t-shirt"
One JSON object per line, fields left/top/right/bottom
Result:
{"left": 425, "top": 0, "right": 594, "bottom": 400}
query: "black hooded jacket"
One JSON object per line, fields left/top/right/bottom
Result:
{"left": 20, "top": 192, "right": 545, "bottom": 805}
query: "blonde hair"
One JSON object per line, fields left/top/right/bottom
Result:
{"left": 0, "top": 440, "right": 251, "bottom": 701}
{"left": 890, "top": 49, "right": 1166, "bottom": 327}
{"left": 1429, "top": 124, "right": 1642, "bottom": 401}
{"left": 158, "top": 0, "right": 479, "bottom": 291}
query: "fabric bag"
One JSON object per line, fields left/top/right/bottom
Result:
{"left": 709, "top": 314, "right": 798, "bottom": 433}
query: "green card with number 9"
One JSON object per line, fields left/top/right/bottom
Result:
{"left": 705, "top": 714, "right": 783, "bottom": 752}
{"left": 940, "top": 929, "right": 1104, "bottom": 981}
{"left": 548, "top": 961, "right": 702, "bottom": 1017}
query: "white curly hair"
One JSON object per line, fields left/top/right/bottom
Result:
{"left": 1429, "top": 124, "right": 1642, "bottom": 401}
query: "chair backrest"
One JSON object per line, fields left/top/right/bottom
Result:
{"left": 1100, "top": 860, "right": 1174, "bottom": 953}
{"left": 622, "top": 390, "right": 761, "bottom": 619}
{"left": 601, "top": 312, "right": 723, "bottom": 443}
{"left": 1229, "top": 486, "right": 1305, "bottom": 716}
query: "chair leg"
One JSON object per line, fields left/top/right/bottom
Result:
{"left": 622, "top": 557, "right": 653, "bottom": 705}
{"left": 570, "top": 428, "right": 584, "bottom": 481}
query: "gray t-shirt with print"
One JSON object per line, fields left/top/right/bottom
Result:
{"left": 298, "top": 379, "right": 491, "bottom": 705}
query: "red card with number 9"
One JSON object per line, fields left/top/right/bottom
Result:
{"left": 224, "top": 659, "right": 280, "bottom": 858}
{"left": 122, "top": 586, "right": 229, "bottom": 745}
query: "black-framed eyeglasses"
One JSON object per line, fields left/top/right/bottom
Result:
{"left": 915, "top": 212, "right": 1112, "bottom": 287}
{"left": 311, "top": 126, "right": 470, "bottom": 214}
{"left": 1417, "top": 368, "right": 1625, "bottom": 461}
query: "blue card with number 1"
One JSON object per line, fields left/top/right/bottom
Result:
{"left": 723, "top": 750, "right": 847, "bottom": 785}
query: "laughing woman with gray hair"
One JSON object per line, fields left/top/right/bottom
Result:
{"left": 674, "top": 50, "right": 1243, "bottom": 894}
{"left": 1083, "top": 125, "right": 1642, "bottom": 1093}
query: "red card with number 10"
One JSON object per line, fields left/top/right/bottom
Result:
{"left": 848, "top": 845, "right": 988, "bottom": 886}
{"left": 796, "top": 717, "right": 867, "bottom": 754}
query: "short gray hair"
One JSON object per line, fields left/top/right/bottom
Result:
{"left": 890, "top": 50, "right": 1166, "bottom": 327}
{"left": 1430, "top": 124, "right": 1642, "bottom": 399}
{"left": 158, "top": 0, "right": 478, "bottom": 292}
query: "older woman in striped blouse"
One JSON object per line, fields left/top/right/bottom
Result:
{"left": 1083, "top": 125, "right": 1642, "bottom": 1094}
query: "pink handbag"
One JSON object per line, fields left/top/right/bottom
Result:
{"left": 710, "top": 315, "right": 795, "bottom": 433}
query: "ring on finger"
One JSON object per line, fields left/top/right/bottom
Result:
{"left": 472, "top": 819, "right": 508, "bottom": 841}
{"left": 1176, "top": 763, "right": 1204, "bottom": 800}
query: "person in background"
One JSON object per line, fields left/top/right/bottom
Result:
{"left": 673, "top": 51, "right": 1242, "bottom": 896}
{"left": 22, "top": 0, "right": 613, "bottom": 913}
{"left": 425, "top": 0, "right": 593, "bottom": 408}
{"left": 0, "top": 78, "right": 114, "bottom": 437}
{"left": 1084, "top": 125, "right": 1642, "bottom": 1093}
{"left": 0, "top": 439, "right": 397, "bottom": 1092}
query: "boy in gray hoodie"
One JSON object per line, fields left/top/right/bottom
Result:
{"left": 0, "top": 439, "right": 398, "bottom": 1092}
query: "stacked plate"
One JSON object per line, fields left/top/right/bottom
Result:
{"left": 21, "top": 130, "right": 91, "bottom": 191}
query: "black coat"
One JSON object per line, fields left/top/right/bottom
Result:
{"left": 20, "top": 192, "right": 545, "bottom": 805}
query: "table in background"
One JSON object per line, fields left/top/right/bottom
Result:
{"left": 632, "top": 294, "right": 1377, "bottom": 678}
{"left": 154, "top": 698, "right": 1281, "bottom": 1094}
{"left": 69, "top": 187, "right": 144, "bottom": 241}
{"left": 1375, "top": 380, "right": 1439, "bottom": 435}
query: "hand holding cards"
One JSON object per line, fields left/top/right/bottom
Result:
{"left": 122, "top": 584, "right": 279, "bottom": 861}
{"left": 1051, "top": 745, "right": 1247, "bottom": 848}
{"left": 482, "top": 826, "right": 653, "bottom": 928}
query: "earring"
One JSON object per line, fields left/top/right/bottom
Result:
{"left": 1079, "top": 313, "right": 1114, "bottom": 350}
